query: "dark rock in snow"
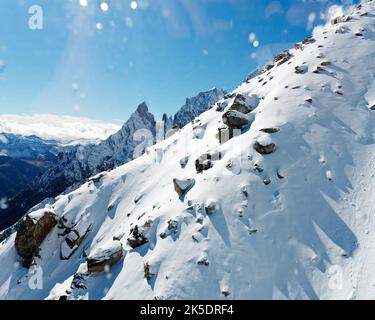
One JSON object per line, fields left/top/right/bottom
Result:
{"left": 173, "top": 178, "right": 195, "bottom": 197}
{"left": 144, "top": 262, "right": 155, "bottom": 281}
{"left": 229, "top": 94, "right": 252, "bottom": 114}
{"left": 302, "top": 36, "right": 316, "bottom": 45}
{"left": 222, "top": 110, "right": 250, "bottom": 129}
{"left": 180, "top": 156, "right": 190, "bottom": 169}
{"left": 313, "top": 66, "right": 325, "bottom": 74}
{"left": 197, "top": 257, "right": 209, "bottom": 266}
{"left": 263, "top": 179, "right": 272, "bottom": 186}
{"left": 195, "top": 153, "right": 220, "bottom": 173}
{"left": 205, "top": 200, "right": 219, "bottom": 215}
{"left": 260, "top": 128, "right": 280, "bottom": 134}
{"left": 87, "top": 241, "right": 123, "bottom": 273}
{"left": 15, "top": 210, "right": 57, "bottom": 267}
{"left": 60, "top": 222, "right": 92, "bottom": 260}
{"left": 254, "top": 137, "right": 277, "bottom": 155}
{"left": 127, "top": 225, "right": 149, "bottom": 249}
{"left": 295, "top": 66, "right": 308, "bottom": 74}
{"left": 273, "top": 51, "right": 292, "bottom": 66}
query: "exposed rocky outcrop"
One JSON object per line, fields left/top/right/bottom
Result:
{"left": 254, "top": 136, "right": 277, "bottom": 155}
{"left": 87, "top": 241, "right": 123, "bottom": 273}
{"left": 15, "top": 209, "right": 57, "bottom": 267}
{"left": 60, "top": 221, "right": 92, "bottom": 260}
{"left": 222, "top": 111, "right": 250, "bottom": 129}
{"left": 127, "top": 225, "right": 149, "bottom": 249}
{"left": 173, "top": 178, "right": 195, "bottom": 197}
{"left": 229, "top": 94, "right": 251, "bottom": 114}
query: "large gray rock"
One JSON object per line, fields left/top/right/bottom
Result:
{"left": 229, "top": 94, "right": 251, "bottom": 114}
{"left": 87, "top": 241, "right": 123, "bottom": 273}
{"left": 222, "top": 110, "right": 250, "bottom": 129}
{"left": 15, "top": 209, "right": 57, "bottom": 267}
{"left": 60, "top": 221, "right": 92, "bottom": 260}
{"left": 173, "top": 178, "right": 196, "bottom": 197}
{"left": 127, "top": 225, "right": 149, "bottom": 249}
{"left": 254, "top": 136, "right": 277, "bottom": 155}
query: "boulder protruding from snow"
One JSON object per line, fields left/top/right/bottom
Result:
{"left": 60, "top": 221, "right": 92, "bottom": 260}
{"left": 205, "top": 199, "right": 219, "bottom": 215}
{"left": 87, "top": 241, "right": 123, "bottom": 273}
{"left": 254, "top": 135, "right": 277, "bottom": 155}
{"left": 229, "top": 94, "right": 251, "bottom": 114}
{"left": 127, "top": 225, "right": 149, "bottom": 249}
{"left": 195, "top": 152, "right": 221, "bottom": 173}
{"left": 173, "top": 178, "right": 195, "bottom": 197}
{"left": 222, "top": 110, "right": 250, "bottom": 129}
{"left": 295, "top": 65, "right": 308, "bottom": 74}
{"left": 15, "top": 209, "right": 57, "bottom": 267}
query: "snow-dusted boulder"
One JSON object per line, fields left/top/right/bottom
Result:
{"left": 160, "top": 219, "right": 179, "bottom": 239}
{"left": 195, "top": 153, "right": 220, "bottom": 173}
{"left": 15, "top": 209, "right": 57, "bottom": 267}
{"left": 179, "top": 155, "right": 190, "bottom": 168}
{"left": 87, "top": 241, "right": 123, "bottom": 273}
{"left": 222, "top": 110, "right": 250, "bottom": 129}
{"left": 295, "top": 65, "right": 308, "bottom": 74}
{"left": 173, "top": 178, "right": 196, "bottom": 197}
{"left": 127, "top": 225, "right": 149, "bottom": 249}
{"left": 205, "top": 199, "right": 219, "bottom": 215}
{"left": 254, "top": 135, "right": 277, "bottom": 155}
{"left": 60, "top": 221, "right": 92, "bottom": 260}
{"left": 229, "top": 94, "right": 252, "bottom": 114}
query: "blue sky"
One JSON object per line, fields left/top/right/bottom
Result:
{"left": 0, "top": 0, "right": 358, "bottom": 122}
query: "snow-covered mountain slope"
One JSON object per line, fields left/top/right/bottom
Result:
{"left": 0, "top": 114, "right": 121, "bottom": 145}
{"left": 1, "top": 1, "right": 375, "bottom": 300}
{"left": 0, "top": 88, "right": 224, "bottom": 232}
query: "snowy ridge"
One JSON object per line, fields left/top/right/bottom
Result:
{"left": 1, "top": 1, "right": 375, "bottom": 300}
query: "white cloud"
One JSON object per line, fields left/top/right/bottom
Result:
{"left": 0, "top": 114, "right": 121, "bottom": 144}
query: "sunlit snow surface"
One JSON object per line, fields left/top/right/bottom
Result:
{"left": 1, "top": 2, "right": 375, "bottom": 300}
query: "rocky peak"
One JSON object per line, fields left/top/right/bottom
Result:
{"left": 173, "top": 88, "right": 226, "bottom": 127}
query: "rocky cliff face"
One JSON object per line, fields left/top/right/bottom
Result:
{"left": 173, "top": 88, "right": 226, "bottom": 127}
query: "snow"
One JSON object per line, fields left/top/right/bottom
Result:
{"left": 256, "top": 134, "right": 274, "bottom": 147}
{"left": 28, "top": 209, "right": 54, "bottom": 223}
{"left": 0, "top": 114, "right": 121, "bottom": 145}
{"left": 1, "top": 1, "right": 375, "bottom": 300}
